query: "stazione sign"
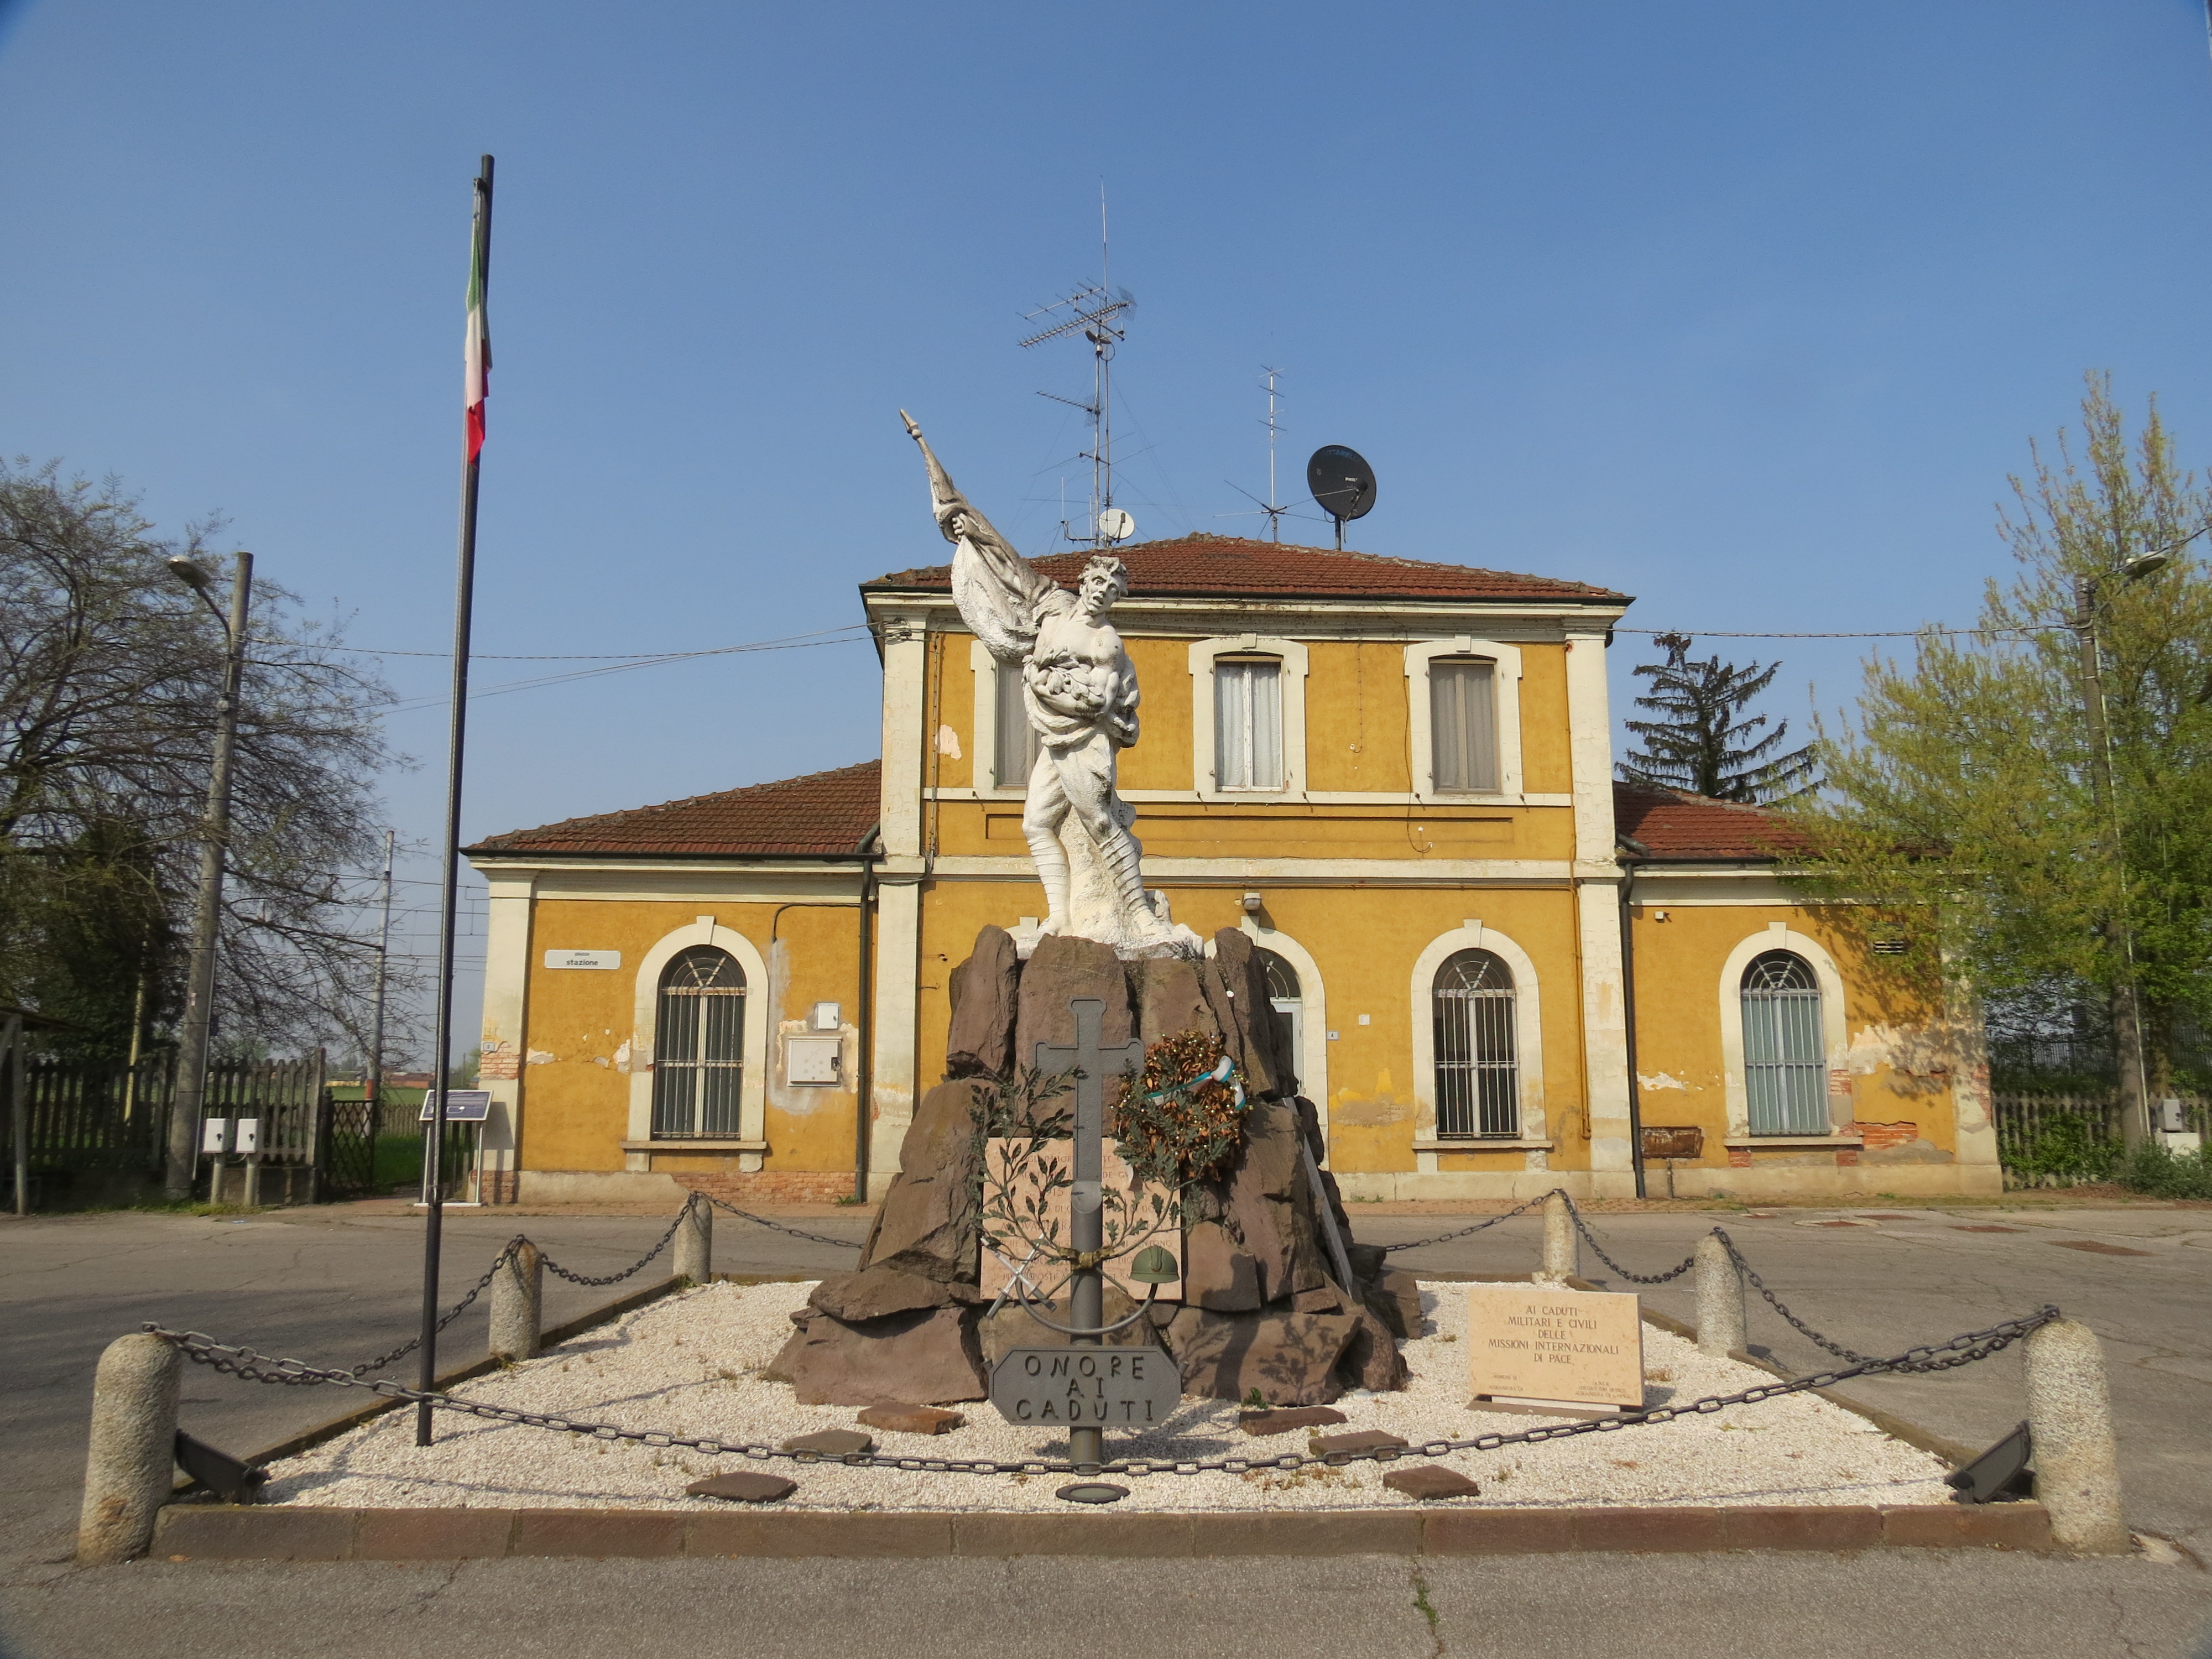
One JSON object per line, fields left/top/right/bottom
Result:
{"left": 989, "top": 1347, "right": 1183, "bottom": 1428}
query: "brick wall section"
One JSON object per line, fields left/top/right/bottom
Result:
{"left": 673, "top": 1171, "right": 859, "bottom": 1206}
{"left": 483, "top": 1171, "right": 520, "bottom": 1206}
{"left": 1855, "top": 1121, "right": 1919, "bottom": 1151}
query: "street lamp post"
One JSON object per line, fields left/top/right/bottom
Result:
{"left": 163, "top": 552, "right": 253, "bottom": 1198}
{"left": 2072, "top": 548, "right": 2168, "bottom": 1151}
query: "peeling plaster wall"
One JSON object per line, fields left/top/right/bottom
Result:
{"left": 1623, "top": 891, "right": 2000, "bottom": 1197}
{"left": 488, "top": 885, "right": 864, "bottom": 1186}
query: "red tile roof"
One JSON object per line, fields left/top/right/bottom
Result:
{"left": 865, "top": 533, "right": 1627, "bottom": 605}
{"left": 473, "top": 764, "right": 1796, "bottom": 865}
{"left": 469, "top": 761, "right": 881, "bottom": 859}
{"left": 1613, "top": 781, "right": 1809, "bottom": 863}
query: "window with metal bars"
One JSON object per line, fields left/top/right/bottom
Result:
{"left": 1214, "top": 656, "right": 1284, "bottom": 790}
{"left": 651, "top": 946, "right": 745, "bottom": 1138}
{"left": 1433, "top": 948, "right": 1518, "bottom": 1138}
{"left": 1430, "top": 658, "right": 1499, "bottom": 792}
{"left": 1740, "top": 950, "right": 1825, "bottom": 1135}
{"left": 994, "top": 660, "right": 1042, "bottom": 790}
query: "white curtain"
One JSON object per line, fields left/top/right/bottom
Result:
{"left": 1431, "top": 659, "right": 1498, "bottom": 792}
{"left": 1215, "top": 659, "right": 1283, "bottom": 790}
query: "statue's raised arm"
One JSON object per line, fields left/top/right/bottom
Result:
{"left": 900, "top": 411, "right": 1055, "bottom": 664}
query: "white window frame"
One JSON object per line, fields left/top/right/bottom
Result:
{"left": 1233, "top": 919, "right": 1329, "bottom": 1141}
{"left": 1189, "top": 636, "right": 1309, "bottom": 800}
{"left": 627, "top": 918, "right": 771, "bottom": 1167}
{"left": 1717, "top": 923, "right": 1849, "bottom": 1140}
{"left": 1404, "top": 639, "right": 1524, "bottom": 802}
{"left": 1409, "top": 920, "right": 1548, "bottom": 1156}
{"left": 969, "top": 639, "right": 1042, "bottom": 798}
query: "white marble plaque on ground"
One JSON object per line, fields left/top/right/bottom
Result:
{"left": 980, "top": 1138, "right": 1181, "bottom": 1301}
{"left": 1465, "top": 1283, "right": 1645, "bottom": 1411}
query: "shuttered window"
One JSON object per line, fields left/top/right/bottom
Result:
{"left": 652, "top": 947, "right": 745, "bottom": 1138}
{"left": 994, "top": 660, "right": 1042, "bottom": 790}
{"left": 1214, "top": 657, "right": 1284, "bottom": 791}
{"left": 1741, "top": 951, "right": 1825, "bottom": 1135}
{"left": 1433, "top": 948, "right": 1518, "bottom": 1138}
{"left": 1431, "top": 659, "right": 1499, "bottom": 793}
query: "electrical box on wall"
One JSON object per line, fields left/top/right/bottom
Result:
{"left": 785, "top": 1035, "right": 842, "bottom": 1086}
{"left": 810, "top": 1001, "right": 841, "bottom": 1031}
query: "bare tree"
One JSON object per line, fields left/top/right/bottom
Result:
{"left": 0, "top": 458, "right": 414, "bottom": 1056}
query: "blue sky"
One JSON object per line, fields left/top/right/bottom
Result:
{"left": 5, "top": 1, "right": 2212, "bottom": 1058}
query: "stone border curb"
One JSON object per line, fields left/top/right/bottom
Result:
{"left": 149, "top": 1501, "right": 2056, "bottom": 1561}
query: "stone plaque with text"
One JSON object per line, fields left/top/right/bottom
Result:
{"left": 1464, "top": 1283, "right": 1645, "bottom": 1411}
{"left": 989, "top": 1346, "right": 1184, "bottom": 1428}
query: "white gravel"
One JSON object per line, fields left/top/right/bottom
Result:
{"left": 262, "top": 1280, "right": 1954, "bottom": 1512}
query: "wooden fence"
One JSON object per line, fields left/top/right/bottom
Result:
{"left": 9, "top": 1049, "right": 348, "bottom": 1208}
{"left": 1991, "top": 1091, "right": 2208, "bottom": 1186}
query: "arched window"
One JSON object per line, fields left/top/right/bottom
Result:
{"left": 1257, "top": 947, "right": 1302, "bottom": 1081}
{"left": 1433, "top": 949, "right": 1517, "bottom": 1139}
{"left": 653, "top": 947, "right": 745, "bottom": 1138}
{"left": 1741, "top": 951, "right": 1824, "bottom": 1135}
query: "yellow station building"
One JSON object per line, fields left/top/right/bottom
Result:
{"left": 465, "top": 534, "right": 1997, "bottom": 1207}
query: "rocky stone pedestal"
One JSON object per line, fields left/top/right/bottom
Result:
{"left": 766, "top": 926, "right": 1417, "bottom": 1408}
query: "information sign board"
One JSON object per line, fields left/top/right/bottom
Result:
{"left": 419, "top": 1089, "right": 492, "bottom": 1123}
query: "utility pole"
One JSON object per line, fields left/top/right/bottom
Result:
{"left": 164, "top": 552, "right": 253, "bottom": 1198}
{"left": 365, "top": 828, "right": 395, "bottom": 1147}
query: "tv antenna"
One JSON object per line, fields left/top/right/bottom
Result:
{"left": 1021, "top": 190, "right": 1133, "bottom": 550}
{"left": 1224, "top": 366, "right": 1293, "bottom": 541}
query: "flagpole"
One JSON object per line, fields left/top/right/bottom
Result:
{"left": 417, "top": 152, "right": 494, "bottom": 1445}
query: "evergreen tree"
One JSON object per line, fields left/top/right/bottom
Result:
{"left": 1616, "top": 633, "right": 1817, "bottom": 802}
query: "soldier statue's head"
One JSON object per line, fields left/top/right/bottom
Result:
{"left": 1077, "top": 554, "right": 1130, "bottom": 617}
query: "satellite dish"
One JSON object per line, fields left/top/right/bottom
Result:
{"left": 1307, "top": 446, "right": 1377, "bottom": 524}
{"left": 1097, "top": 507, "right": 1135, "bottom": 543}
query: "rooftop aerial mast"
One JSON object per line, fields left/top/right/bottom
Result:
{"left": 1021, "top": 189, "right": 1134, "bottom": 551}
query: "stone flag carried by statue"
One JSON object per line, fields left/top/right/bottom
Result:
{"left": 901, "top": 413, "right": 1198, "bottom": 959}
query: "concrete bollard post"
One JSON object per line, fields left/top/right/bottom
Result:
{"left": 77, "top": 1332, "right": 182, "bottom": 1563}
{"left": 488, "top": 1240, "right": 543, "bottom": 1361}
{"left": 1538, "top": 1192, "right": 1577, "bottom": 1283}
{"left": 674, "top": 1197, "right": 712, "bottom": 1284}
{"left": 1693, "top": 1234, "right": 1746, "bottom": 1356}
{"left": 2025, "top": 1318, "right": 2130, "bottom": 1553}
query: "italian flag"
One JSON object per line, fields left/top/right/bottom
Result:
{"left": 464, "top": 216, "right": 490, "bottom": 462}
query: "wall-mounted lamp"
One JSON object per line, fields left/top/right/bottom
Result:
{"left": 1240, "top": 891, "right": 1262, "bottom": 914}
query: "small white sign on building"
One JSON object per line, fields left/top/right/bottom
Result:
{"left": 544, "top": 950, "right": 621, "bottom": 971}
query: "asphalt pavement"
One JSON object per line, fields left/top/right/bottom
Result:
{"left": 1, "top": 1197, "right": 2207, "bottom": 1659}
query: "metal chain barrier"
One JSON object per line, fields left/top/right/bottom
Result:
{"left": 1380, "top": 1192, "right": 1550, "bottom": 1254}
{"left": 1562, "top": 1196, "right": 1698, "bottom": 1285}
{"left": 695, "top": 1190, "right": 869, "bottom": 1253}
{"left": 144, "top": 1303, "right": 2057, "bottom": 1478}
{"left": 1556, "top": 1199, "right": 1879, "bottom": 1363}
{"left": 536, "top": 1200, "right": 700, "bottom": 1287}
{"left": 328, "top": 1237, "right": 529, "bottom": 1381}
{"left": 1714, "top": 1228, "right": 1873, "bottom": 1366}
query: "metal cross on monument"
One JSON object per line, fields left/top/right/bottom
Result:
{"left": 1033, "top": 996, "right": 1147, "bottom": 1472}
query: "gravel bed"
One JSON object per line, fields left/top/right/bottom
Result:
{"left": 262, "top": 1280, "right": 1953, "bottom": 1512}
